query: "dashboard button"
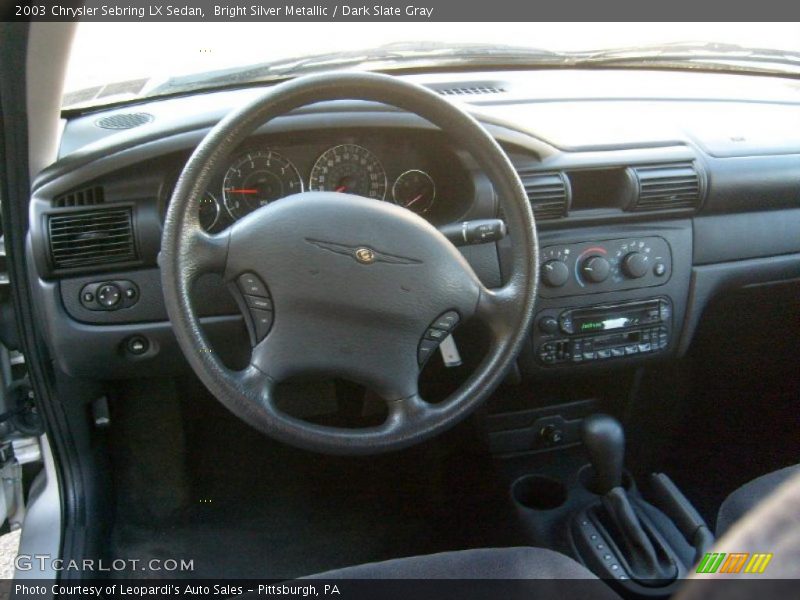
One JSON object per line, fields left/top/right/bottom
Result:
{"left": 432, "top": 311, "right": 460, "bottom": 331}
{"left": 542, "top": 260, "right": 570, "bottom": 287}
{"left": 245, "top": 295, "right": 273, "bottom": 311}
{"left": 538, "top": 316, "right": 559, "bottom": 334}
{"left": 418, "top": 339, "right": 439, "bottom": 365}
{"left": 97, "top": 284, "right": 122, "bottom": 308}
{"left": 126, "top": 335, "right": 149, "bottom": 356}
{"left": 559, "top": 316, "right": 574, "bottom": 334}
{"left": 621, "top": 252, "right": 649, "bottom": 279}
{"left": 580, "top": 256, "right": 611, "bottom": 283}
{"left": 424, "top": 327, "right": 449, "bottom": 342}
{"left": 238, "top": 273, "right": 269, "bottom": 297}
{"left": 251, "top": 309, "right": 273, "bottom": 340}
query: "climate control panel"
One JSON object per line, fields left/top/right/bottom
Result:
{"left": 539, "top": 237, "right": 671, "bottom": 298}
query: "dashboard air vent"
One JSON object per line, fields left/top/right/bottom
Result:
{"left": 517, "top": 170, "right": 570, "bottom": 220}
{"left": 95, "top": 112, "right": 154, "bottom": 130}
{"left": 52, "top": 185, "right": 105, "bottom": 208}
{"left": 48, "top": 209, "right": 136, "bottom": 269}
{"left": 437, "top": 85, "right": 506, "bottom": 96}
{"left": 628, "top": 162, "right": 702, "bottom": 211}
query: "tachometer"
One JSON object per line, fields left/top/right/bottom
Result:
{"left": 309, "top": 144, "right": 387, "bottom": 200}
{"left": 392, "top": 169, "right": 436, "bottom": 214}
{"left": 222, "top": 150, "right": 303, "bottom": 220}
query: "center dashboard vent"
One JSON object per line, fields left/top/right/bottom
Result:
{"left": 627, "top": 162, "right": 703, "bottom": 211}
{"left": 47, "top": 208, "right": 137, "bottom": 269}
{"left": 517, "top": 169, "right": 571, "bottom": 220}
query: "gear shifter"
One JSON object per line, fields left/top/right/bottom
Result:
{"left": 576, "top": 414, "right": 677, "bottom": 586}
{"left": 582, "top": 414, "right": 625, "bottom": 494}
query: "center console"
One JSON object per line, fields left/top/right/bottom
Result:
{"left": 518, "top": 221, "right": 693, "bottom": 376}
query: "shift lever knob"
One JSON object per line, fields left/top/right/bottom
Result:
{"left": 582, "top": 414, "right": 625, "bottom": 494}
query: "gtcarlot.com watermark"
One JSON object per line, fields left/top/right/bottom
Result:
{"left": 15, "top": 554, "right": 194, "bottom": 572}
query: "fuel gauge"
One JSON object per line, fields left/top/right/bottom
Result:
{"left": 392, "top": 170, "right": 436, "bottom": 215}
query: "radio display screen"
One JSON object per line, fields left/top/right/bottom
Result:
{"left": 573, "top": 304, "right": 658, "bottom": 333}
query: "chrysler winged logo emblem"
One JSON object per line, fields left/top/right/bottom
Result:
{"left": 306, "top": 238, "right": 422, "bottom": 265}
{"left": 354, "top": 247, "right": 375, "bottom": 264}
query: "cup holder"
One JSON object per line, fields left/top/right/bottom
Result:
{"left": 511, "top": 475, "right": 567, "bottom": 510}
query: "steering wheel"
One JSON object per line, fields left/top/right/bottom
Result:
{"left": 161, "top": 72, "right": 538, "bottom": 455}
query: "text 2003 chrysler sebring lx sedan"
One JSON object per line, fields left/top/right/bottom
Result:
{"left": 0, "top": 20, "right": 798, "bottom": 600}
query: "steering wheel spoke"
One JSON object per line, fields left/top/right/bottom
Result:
{"left": 386, "top": 392, "right": 432, "bottom": 429}
{"left": 183, "top": 228, "right": 230, "bottom": 279}
{"left": 475, "top": 282, "right": 524, "bottom": 344}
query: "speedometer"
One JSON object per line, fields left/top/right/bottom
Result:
{"left": 309, "top": 144, "right": 387, "bottom": 200}
{"left": 222, "top": 150, "right": 303, "bottom": 220}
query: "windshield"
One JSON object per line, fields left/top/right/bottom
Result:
{"left": 63, "top": 22, "right": 800, "bottom": 110}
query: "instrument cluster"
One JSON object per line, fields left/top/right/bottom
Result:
{"left": 191, "top": 134, "right": 466, "bottom": 233}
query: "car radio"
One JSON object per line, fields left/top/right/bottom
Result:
{"left": 535, "top": 298, "right": 672, "bottom": 365}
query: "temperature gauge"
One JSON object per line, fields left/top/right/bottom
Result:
{"left": 392, "top": 169, "right": 436, "bottom": 214}
{"left": 199, "top": 192, "right": 221, "bottom": 231}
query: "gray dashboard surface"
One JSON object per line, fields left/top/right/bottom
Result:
{"left": 31, "top": 67, "right": 800, "bottom": 380}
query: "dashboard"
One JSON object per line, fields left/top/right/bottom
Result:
{"left": 27, "top": 69, "right": 800, "bottom": 382}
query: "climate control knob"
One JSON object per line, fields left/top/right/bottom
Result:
{"left": 622, "top": 252, "right": 649, "bottom": 279}
{"left": 580, "top": 256, "right": 610, "bottom": 283}
{"left": 541, "top": 260, "right": 569, "bottom": 287}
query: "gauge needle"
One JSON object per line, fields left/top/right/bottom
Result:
{"left": 334, "top": 185, "right": 348, "bottom": 193}
{"left": 226, "top": 188, "right": 259, "bottom": 194}
{"left": 405, "top": 194, "right": 424, "bottom": 208}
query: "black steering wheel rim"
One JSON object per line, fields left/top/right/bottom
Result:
{"left": 161, "top": 71, "right": 538, "bottom": 455}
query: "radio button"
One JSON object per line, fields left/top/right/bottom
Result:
{"left": 597, "top": 349, "right": 611, "bottom": 359}
{"left": 612, "top": 348, "right": 625, "bottom": 357}
{"left": 538, "top": 316, "right": 559, "bottom": 335}
{"left": 559, "top": 316, "right": 574, "bottom": 335}
{"left": 625, "top": 345, "right": 639, "bottom": 355}
{"left": 583, "top": 351, "right": 596, "bottom": 361}
{"left": 659, "top": 301, "right": 672, "bottom": 321}
{"left": 638, "top": 343, "right": 652, "bottom": 353}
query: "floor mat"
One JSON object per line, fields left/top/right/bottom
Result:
{"left": 109, "top": 378, "right": 513, "bottom": 579}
